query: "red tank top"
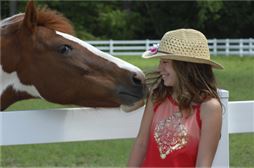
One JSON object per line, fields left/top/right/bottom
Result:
{"left": 141, "top": 96, "right": 202, "bottom": 167}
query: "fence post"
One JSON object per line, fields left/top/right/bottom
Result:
{"left": 239, "top": 39, "right": 243, "bottom": 57}
{"left": 249, "top": 38, "right": 253, "bottom": 56}
{"left": 145, "top": 39, "right": 150, "bottom": 51}
{"left": 212, "top": 89, "right": 229, "bottom": 167}
{"left": 109, "top": 40, "right": 113, "bottom": 55}
{"left": 213, "top": 38, "right": 217, "bottom": 56}
{"left": 225, "top": 39, "right": 229, "bottom": 56}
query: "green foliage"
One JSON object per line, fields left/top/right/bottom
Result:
{"left": 142, "top": 1, "right": 200, "bottom": 38}
{"left": 1, "top": 1, "right": 253, "bottom": 39}
{"left": 97, "top": 9, "right": 141, "bottom": 39}
{"left": 196, "top": 1, "right": 223, "bottom": 29}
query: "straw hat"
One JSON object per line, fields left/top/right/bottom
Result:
{"left": 142, "top": 29, "right": 223, "bottom": 69}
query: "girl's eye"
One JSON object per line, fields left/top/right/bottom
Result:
{"left": 58, "top": 44, "right": 72, "bottom": 55}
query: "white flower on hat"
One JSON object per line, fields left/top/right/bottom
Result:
{"left": 142, "top": 43, "right": 159, "bottom": 57}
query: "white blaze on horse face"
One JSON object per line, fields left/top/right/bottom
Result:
{"left": 0, "top": 65, "right": 42, "bottom": 98}
{"left": 56, "top": 31, "right": 145, "bottom": 76}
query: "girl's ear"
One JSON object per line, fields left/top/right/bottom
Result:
{"left": 22, "top": 0, "right": 37, "bottom": 33}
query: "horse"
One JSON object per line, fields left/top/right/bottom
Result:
{"left": 0, "top": 1, "right": 146, "bottom": 112}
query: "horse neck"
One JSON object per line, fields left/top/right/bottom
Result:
{"left": 0, "top": 86, "right": 34, "bottom": 111}
{"left": 0, "top": 65, "right": 42, "bottom": 111}
{"left": 0, "top": 30, "right": 42, "bottom": 111}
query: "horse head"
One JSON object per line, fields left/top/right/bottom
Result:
{"left": 0, "top": 1, "right": 146, "bottom": 111}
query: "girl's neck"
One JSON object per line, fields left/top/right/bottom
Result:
{"left": 171, "top": 91, "right": 178, "bottom": 102}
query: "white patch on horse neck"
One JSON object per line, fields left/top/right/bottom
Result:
{"left": 0, "top": 65, "right": 42, "bottom": 98}
{"left": 0, "top": 13, "right": 24, "bottom": 27}
{"left": 56, "top": 31, "right": 144, "bottom": 75}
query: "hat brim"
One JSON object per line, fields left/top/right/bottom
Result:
{"left": 142, "top": 52, "right": 224, "bottom": 69}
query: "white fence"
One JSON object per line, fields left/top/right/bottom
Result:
{"left": 1, "top": 90, "right": 254, "bottom": 167}
{"left": 228, "top": 101, "right": 254, "bottom": 133}
{"left": 87, "top": 38, "right": 254, "bottom": 56}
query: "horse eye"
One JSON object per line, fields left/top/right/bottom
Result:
{"left": 58, "top": 45, "right": 72, "bottom": 54}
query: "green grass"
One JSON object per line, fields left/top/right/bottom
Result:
{"left": 1, "top": 134, "right": 254, "bottom": 167}
{"left": 229, "top": 133, "right": 254, "bottom": 167}
{"left": 212, "top": 56, "right": 254, "bottom": 101}
{"left": 5, "top": 99, "right": 71, "bottom": 111}
{"left": 1, "top": 56, "right": 254, "bottom": 167}
{"left": 1, "top": 139, "right": 134, "bottom": 167}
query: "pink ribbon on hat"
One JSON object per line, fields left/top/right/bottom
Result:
{"left": 148, "top": 44, "right": 159, "bottom": 55}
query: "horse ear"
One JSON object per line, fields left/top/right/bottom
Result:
{"left": 22, "top": 0, "right": 37, "bottom": 33}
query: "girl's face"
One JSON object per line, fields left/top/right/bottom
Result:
{"left": 158, "top": 59, "right": 177, "bottom": 87}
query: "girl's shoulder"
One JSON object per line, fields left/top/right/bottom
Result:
{"left": 201, "top": 98, "right": 221, "bottom": 109}
{"left": 200, "top": 98, "right": 222, "bottom": 120}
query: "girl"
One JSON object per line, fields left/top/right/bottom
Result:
{"left": 128, "top": 29, "right": 223, "bottom": 167}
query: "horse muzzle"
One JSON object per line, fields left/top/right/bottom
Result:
{"left": 117, "top": 82, "right": 147, "bottom": 112}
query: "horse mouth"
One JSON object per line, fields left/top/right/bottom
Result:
{"left": 118, "top": 91, "right": 145, "bottom": 112}
{"left": 118, "top": 91, "right": 141, "bottom": 99}
{"left": 116, "top": 85, "right": 147, "bottom": 112}
{"left": 120, "top": 99, "right": 145, "bottom": 112}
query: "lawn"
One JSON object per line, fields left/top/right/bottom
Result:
{"left": 1, "top": 56, "right": 254, "bottom": 167}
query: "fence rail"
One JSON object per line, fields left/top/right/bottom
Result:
{"left": 228, "top": 101, "right": 254, "bottom": 133}
{"left": 0, "top": 90, "right": 230, "bottom": 167}
{"left": 87, "top": 38, "right": 254, "bottom": 56}
{"left": 1, "top": 90, "right": 254, "bottom": 167}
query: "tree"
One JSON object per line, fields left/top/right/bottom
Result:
{"left": 1, "top": 1, "right": 253, "bottom": 39}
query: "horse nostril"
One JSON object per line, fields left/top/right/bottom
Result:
{"left": 132, "top": 72, "right": 145, "bottom": 85}
{"left": 132, "top": 75, "right": 142, "bottom": 85}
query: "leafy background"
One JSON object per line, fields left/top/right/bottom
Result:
{"left": 1, "top": 1, "right": 254, "bottom": 40}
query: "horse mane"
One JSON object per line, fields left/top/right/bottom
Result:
{"left": 36, "top": 6, "right": 75, "bottom": 35}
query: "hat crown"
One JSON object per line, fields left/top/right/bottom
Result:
{"left": 142, "top": 28, "right": 223, "bottom": 69}
{"left": 159, "top": 29, "right": 210, "bottom": 60}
